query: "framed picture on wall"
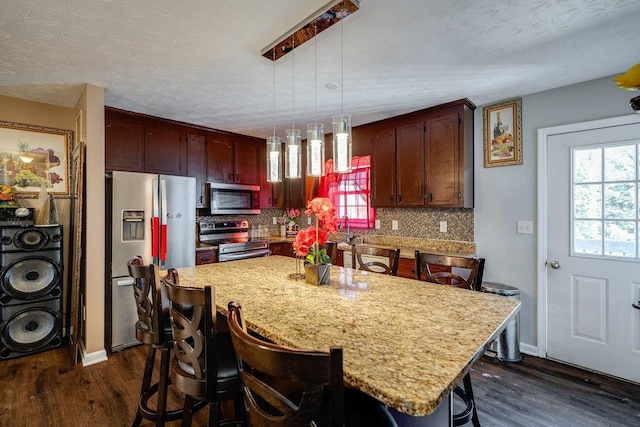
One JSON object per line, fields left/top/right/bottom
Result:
{"left": 483, "top": 98, "right": 522, "bottom": 168}
{"left": 0, "top": 120, "right": 72, "bottom": 197}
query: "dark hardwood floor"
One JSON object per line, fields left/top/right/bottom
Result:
{"left": 1, "top": 345, "right": 639, "bottom": 426}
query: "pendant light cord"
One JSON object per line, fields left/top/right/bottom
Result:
{"left": 272, "top": 48, "right": 276, "bottom": 138}
{"left": 340, "top": 5, "right": 344, "bottom": 115}
{"left": 292, "top": 36, "right": 295, "bottom": 131}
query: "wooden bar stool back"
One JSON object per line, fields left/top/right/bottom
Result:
{"left": 414, "top": 252, "right": 485, "bottom": 290}
{"left": 227, "top": 302, "right": 398, "bottom": 427}
{"left": 163, "top": 270, "right": 244, "bottom": 426}
{"left": 352, "top": 244, "right": 401, "bottom": 276}
{"left": 127, "top": 256, "right": 183, "bottom": 426}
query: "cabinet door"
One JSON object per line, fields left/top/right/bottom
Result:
{"left": 371, "top": 128, "right": 396, "bottom": 207}
{"left": 145, "top": 125, "right": 186, "bottom": 175}
{"left": 234, "top": 137, "right": 259, "bottom": 185}
{"left": 187, "top": 133, "right": 207, "bottom": 208}
{"left": 396, "top": 121, "right": 425, "bottom": 207}
{"left": 207, "top": 133, "right": 234, "bottom": 183}
{"left": 105, "top": 118, "right": 144, "bottom": 172}
{"left": 196, "top": 249, "right": 216, "bottom": 265}
{"left": 425, "top": 112, "right": 460, "bottom": 207}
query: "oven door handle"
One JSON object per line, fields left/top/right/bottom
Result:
{"left": 218, "top": 249, "right": 272, "bottom": 262}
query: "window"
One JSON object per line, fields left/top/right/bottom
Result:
{"left": 572, "top": 142, "right": 639, "bottom": 259}
{"left": 319, "top": 156, "right": 375, "bottom": 229}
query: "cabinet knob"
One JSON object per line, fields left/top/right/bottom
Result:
{"left": 398, "top": 194, "right": 402, "bottom": 203}
{"left": 429, "top": 193, "right": 433, "bottom": 202}
{"left": 389, "top": 195, "right": 394, "bottom": 204}
{"left": 235, "top": 173, "right": 240, "bottom": 182}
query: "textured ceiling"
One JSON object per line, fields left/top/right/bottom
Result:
{"left": 1, "top": 0, "right": 639, "bottom": 138}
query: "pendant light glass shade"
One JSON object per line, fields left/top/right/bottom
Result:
{"left": 285, "top": 129, "right": 302, "bottom": 178}
{"left": 266, "top": 136, "right": 282, "bottom": 183}
{"left": 332, "top": 114, "right": 352, "bottom": 173}
{"left": 307, "top": 123, "right": 325, "bottom": 177}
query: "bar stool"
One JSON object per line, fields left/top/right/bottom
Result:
{"left": 227, "top": 301, "right": 398, "bottom": 427}
{"left": 414, "top": 251, "right": 485, "bottom": 426}
{"left": 163, "top": 270, "right": 244, "bottom": 426}
{"left": 127, "top": 256, "right": 185, "bottom": 426}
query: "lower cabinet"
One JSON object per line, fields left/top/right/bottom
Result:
{"left": 196, "top": 249, "right": 216, "bottom": 265}
{"left": 270, "top": 242, "right": 294, "bottom": 257}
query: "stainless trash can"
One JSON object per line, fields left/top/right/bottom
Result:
{"left": 482, "top": 282, "right": 522, "bottom": 362}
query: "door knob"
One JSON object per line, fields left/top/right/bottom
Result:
{"left": 547, "top": 260, "right": 560, "bottom": 269}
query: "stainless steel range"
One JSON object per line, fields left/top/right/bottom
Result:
{"left": 198, "top": 220, "right": 271, "bottom": 262}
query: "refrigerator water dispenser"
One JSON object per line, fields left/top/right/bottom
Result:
{"left": 122, "top": 210, "right": 145, "bottom": 241}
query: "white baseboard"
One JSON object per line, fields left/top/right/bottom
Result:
{"left": 79, "top": 340, "right": 108, "bottom": 366}
{"left": 519, "top": 342, "right": 538, "bottom": 357}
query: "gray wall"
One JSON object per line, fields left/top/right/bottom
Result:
{"left": 474, "top": 75, "right": 636, "bottom": 349}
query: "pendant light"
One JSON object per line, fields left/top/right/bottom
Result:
{"left": 266, "top": 48, "right": 283, "bottom": 183}
{"left": 332, "top": 4, "right": 352, "bottom": 173}
{"left": 285, "top": 36, "right": 302, "bottom": 179}
{"left": 307, "top": 22, "right": 325, "bottom": 177}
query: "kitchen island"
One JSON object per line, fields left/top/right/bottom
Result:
{"left": 172, "top": 256, "right": 519, "bottom": 422}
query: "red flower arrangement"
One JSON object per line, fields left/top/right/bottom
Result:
{"left": 292, "top": 197, "right": 338, "bottom": 265}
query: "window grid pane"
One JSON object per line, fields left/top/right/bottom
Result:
{"left": 572, "top": 142, "right": 639, "bottom": 261}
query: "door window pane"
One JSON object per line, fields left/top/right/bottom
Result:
{"left": 574, "top": 148, "right": 601, "bottom": 183}
{"left": 574, "top": 220, "right": 602, "bottom": 255}
{"left": 574, "top": 184, "right": 601, "bottom": 219}
{"left": 604, "top": 144, "right": 635, "bottom": 182}
{"left": 604, "top": 221, "right": 636, "bottom": 257}
{"left": 603, "top": 183, "right": 636, "bottom": 219}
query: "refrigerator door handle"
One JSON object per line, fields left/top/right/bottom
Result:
{"left": 160, "top": 179, "right": 168, "bottom": 262}
{"left": 152, "top": 178, "right": 160, "bottom": 261}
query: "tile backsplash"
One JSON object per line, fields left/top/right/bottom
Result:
{"left": 198, "top": 207, "right": 474, "bottom": 242}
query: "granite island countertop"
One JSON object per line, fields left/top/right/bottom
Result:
{"left": 171, "top": 256, "right": 519, "bottom": 417}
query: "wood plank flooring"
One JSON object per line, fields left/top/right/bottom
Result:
{"left": 1, "top": 346, "right": 639, "bottom": 426}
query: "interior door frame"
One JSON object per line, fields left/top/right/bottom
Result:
{"left": 536, "top": 113, "right": 640, "bottom": 359}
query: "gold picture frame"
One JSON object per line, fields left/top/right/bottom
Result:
{"left": 0, "top": 120, "right": 72, "bottom": 197}
{"left": 483, "top": 98, "right": 522, "bottom": 168}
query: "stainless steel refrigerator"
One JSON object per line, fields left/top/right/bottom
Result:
{"left": 106, "top": 171, "right": 196, "bottom": 351}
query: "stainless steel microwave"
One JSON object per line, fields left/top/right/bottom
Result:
{"left": 208, "top": 182, "right": 260, "bottom": 215}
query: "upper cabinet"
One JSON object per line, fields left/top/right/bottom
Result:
{"left": 144, "top": 124, "right": 186, "bottom": 176}
{"left": 105, "top": 110, "right": 145, "bottom": 172}
{"left": 369, "top": 99, "right": 474, "bottom": 209}
{"left": 207, "top": 133, "right": 259, "bottom": 185}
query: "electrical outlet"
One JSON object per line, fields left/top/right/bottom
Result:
{"left": 375, "top": 219, "right": 381, "bottom": 229}
{"left": 440, "top": 221, "right": 447, "bottom": 233}
{"left": 308, "top": 217, "right": 312, "bottom": 225}
{"left": 392, "top": 220, "right": 398, "bottom": 230}
{"left": 272, "top": 217, "right": 277, "bottom": 225}
{"left": 517, "top": 220, "right": 534, "bottom": 234}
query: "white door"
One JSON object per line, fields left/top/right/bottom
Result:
{"left": 544, "top": 117, "right": 640, "bottom": 383}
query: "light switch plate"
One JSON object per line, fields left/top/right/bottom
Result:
{"left": 517, "top": 220, "right": 534, "bottom": 234}
{"left": 440, "top": 221, "right": 447, "bottom": 233}
{"left": 308, "top": 217, "right": 312, "bottom": 225}
{"left": 392, "top": 220, "right": 398, "bottom": 230}
{"left": 375, "top": 219, "right": 381, "bottom": 229}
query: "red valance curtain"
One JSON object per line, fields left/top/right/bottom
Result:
{"left": 319, "top": 156, "right": 375, "bottom": 229}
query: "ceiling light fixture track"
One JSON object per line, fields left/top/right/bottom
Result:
{"left": 261, "top": 0, "right": 359, "bottom": 61}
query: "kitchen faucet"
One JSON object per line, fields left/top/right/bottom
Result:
{"left": 340, "top": 215, "right": 354, "bottom": 243}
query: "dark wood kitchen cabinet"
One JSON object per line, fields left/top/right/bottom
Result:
{"left": 396, "top": 257, "right": 450, "bottom": 280}
{"left": 195, "top": 248, "right": 216, "bottom": 265}
{"left": 187, "top": 133, "right": 208, "bottom": 208}
{"left": 145, "top": 124, "right": 187, "bottom": 175}
{"left": 105, "top": 112, "right": 145, "bottom": 172}
{"left": 370, "top": 99, "right": 474, "bottom": 208}
{"left": 207, "top": 133, "right": 259, "bottom": 185}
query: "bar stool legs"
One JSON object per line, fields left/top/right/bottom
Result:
{"left": 132, "top": 345, "right": 183, "bottom": 427}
